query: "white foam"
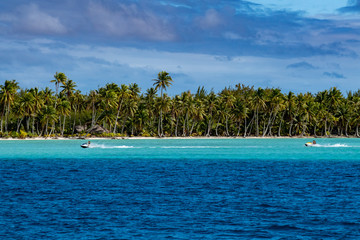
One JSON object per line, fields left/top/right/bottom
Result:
{"left": 89, "top": 144, "right": 134, "bottom": 149}
{"left": 160, "top": 146, "right": 222, "bottom": 149}
{"left": 312, "top": 143, "right": 349, "bottom": 148}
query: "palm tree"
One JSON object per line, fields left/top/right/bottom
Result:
{"left": 95, "top": 87, "right": 117, "bottom": 131}
{"left": 29, "top": 88, "right": 44, "bottom": 134}
{"left": 71, "top": 90, "right": 85, "bottom": 134}
{"left": 220, "top": 89, "right": 235, "bottom": 136}
{"left": 60, "top": 79, "right": 77, "bottom": 99}
{"left": 153, "top": 71, "right": 173, "bottom": 137}
{"left": 263, "top": 88, "right": 283, "bottom": 136}
{"left": 113, "top": 84, "right": 129, "bottom": 133}
{"left": 205, "top": 91, "right": 217, "bottom": 137}
{"left": 40, "top": 105, "right": 57, "bottom": 136}
{"left": 19, "top": 90, "right": 35, "bottom": 132}
{"left": 57, "top": 98, "right": 71, "bottom": 136}
{"left": 0, "top": 80, "right": 20, "bottom": 132}
{"left": 144, "top": 87, "right": 157, "bottom": 134}
{"left": 285, "top": 91, "right": 296, "bottom": 136}
{"left": 51, "top": 72, "right": 67, "bottom": 105}
{"left": 12, "top": 101, "right": 25, "bottom": 133}
{"left": 171, "top": 95, "right": 182, "bottom": 137}
{"left": 88, "top": 90, "right": 99, "bottom": 128}
{"left": 252, "top": 88, "right": 266, "bottom": 136}
{"left": 232, "top": 97, "right": 248, "bottom": 136}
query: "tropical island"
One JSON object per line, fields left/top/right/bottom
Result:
{"left": 0, "top": 71, "right": 358, "bottom": 139}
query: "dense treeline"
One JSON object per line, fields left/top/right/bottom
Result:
{"left": 1, "top": 71, "right": 360, "bottom": 138}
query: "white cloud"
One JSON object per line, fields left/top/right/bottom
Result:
{"left": 87, "top": 2, "right": 175, "bottom": 41}
{"left": 195, "top": 9, "right": 223, "bottom": 29}
{"left": 14, "top": 4, "right": 67, "bottom": 34}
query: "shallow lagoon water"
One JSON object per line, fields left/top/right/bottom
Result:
{"left": 1, "top": 138, "right": 360, "bottom": 239}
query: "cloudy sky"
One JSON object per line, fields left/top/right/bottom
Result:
{"left": 0, "top": 0, "right": 360, "bottom": 94}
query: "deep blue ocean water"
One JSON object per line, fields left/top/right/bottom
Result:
{"left": 1, "top": 138, "right": 360, "bottom": 239}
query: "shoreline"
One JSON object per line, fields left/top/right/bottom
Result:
{"left": 0, "top": 135, "right": 357, "bottom": 140}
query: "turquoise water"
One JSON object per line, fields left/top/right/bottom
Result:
{"left": 0, "top": 138, "right": 358, "bottom": 161}
{"left": 1, "top": 138, "right": 360, "bottom": 239}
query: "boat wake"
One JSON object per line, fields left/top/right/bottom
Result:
{"left": 88, "top": 143, "right": 134, "bottom": 149}
{"left": 159, "top": 146, "right": 222, "bottom": 149}
{"left": 312, "top": 143, "right": 349, "bottom": 148}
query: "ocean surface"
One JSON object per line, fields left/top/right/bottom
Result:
{"left": 1, "top": 138, "right": 360, "bottom": 239}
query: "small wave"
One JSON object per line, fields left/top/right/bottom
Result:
{"left": 268, "top": 224, "right": 302, "bottom": 231}
{"left": 89, "top": 144, "right": 134, "bottom": 149}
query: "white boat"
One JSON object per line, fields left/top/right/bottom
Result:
{"left": 81, "top": 143, "right": 90, "bottom": 148}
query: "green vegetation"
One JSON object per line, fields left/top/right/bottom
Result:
{"left": 1, "top": 72, "right": 360, "bottom": 138}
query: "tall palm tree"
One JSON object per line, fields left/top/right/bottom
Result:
{"left": 57, "top": 98, "right": 71, "bottom": 136}
{"left": 71, "top": 90, "right": 85, "bottom": 134}
{"left": 263, "top": 88, "right": 283, "bottom": 136}
{"left": 144, "top": 87, "right": 157, "bottom": 134}
{"left": 0, "top": 80, "right": 20, "bottom": 132}
{"left": 232, "top": 97, "right": 248, "bottom": 136}
{"left": 205, "top": 91, "right": 217, "bottom": 137}
{"left": 19, "top": 90, "right": 35, "bottom": 132}
{"left": 88, "top": 90, "right": 99, "bottom": 128}
{"left": 285, "top": 91, "right": 296, "bottom": 136}
{"left": 113, "top": 84, "right": 129, "bottom": 133}
{"left": 40, "top": 105, "right": 57, "bottom": 136}
{"left": 29, "top": 88, "right": 44, "bottom": 134}
{"left": 220, "top": 89, "right": 235, "bottom": 136}
{"left": 252, "top": 88, "right": 266, "bottom": 136}
{"left": 153, "top": 71, "right": 173, "bottom": 137}
{"left": 51, "top": 72, "right": 67, "bottom": 106}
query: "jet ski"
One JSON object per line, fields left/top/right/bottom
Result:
{"left": 305, "top": 142, "right": 313, "bottom": 147}
{"left": 81, "top": 142, "right": 90, "bottom": 148}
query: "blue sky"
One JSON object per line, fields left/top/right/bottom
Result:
{"left": 0, "top": 0, "right": 360, "bottom": 94}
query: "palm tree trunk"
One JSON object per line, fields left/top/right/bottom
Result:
{"left": 121, "top": 115, "right": 127, "bottom": 135}
{"left": 186, "top": 112, "right": 190, "bottom": 136}
{"left": 324, "top": 120, "right": 328, "bottom": 137}
{"left": 46, "top": 119, "right": 49, "bottom": 135}
{"left": 0, "top": 108, "right": 4, "bottom": 132}
{"left": 313, "top": 124, "right": 317, "bottom": 137}
{"left": 5, "top": 105, "right": 9, "bottom": 132}
{"left": 113, "top": 100, "right": 123, "bottom": 134}
{"left": 237, "top": 120, "right": 241, "bottom": 136}
{"left": 289, "top": 119, "right": 294, "bottom": 137}
{"left": 32, "top": 116, "right": 35, "bottom": 134}
{"left": 245, "top": 115, "right": 255, "bottom": 137}
{"left": 160, "top": 88, "right": 163, "bottom": 137}
{"left": 215, "top": 118, "right": 221, "bottom": 136}
{"left": 263, "top": 109, "right": 274, "bottom": 137}
{"left": 243, "top": 117, "right": 247, "bottom": 137}
{"left": 92, "top": 102, "right": 96, "bottom": 128}
{"left": 62, "top": 115, "right": 66, "bottom": 136}
{"left": 72, "top": 108, "right": 77, "bottom": 134}
{"left": 158, "top": 114, "right": 161, "bottom": 137}
{"left": 206, "top": 118, "right": 212, "bottom": 137}
{"left": 225, "top": 115, "right": 229, "bottom": 136}
{"left": 190, "top": 121, "right": 196, "bottom": 135}
{"left": 278, "top": 111, "right": 285, "bottom": 137}
{"left": 160, "top": 110, "right": 164, "bottom": 137}
{"left": 16, "top": 117, "right": 23, "bottom": 132}
{"left": 175, "top": 116, "right": 179, "bottom": 137}
{"left": 255, "top": 108, "right": 259, "bottom": 137}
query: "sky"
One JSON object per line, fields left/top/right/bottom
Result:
{"left": 0, "top": 0, "right": 360, "bottom": 95}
